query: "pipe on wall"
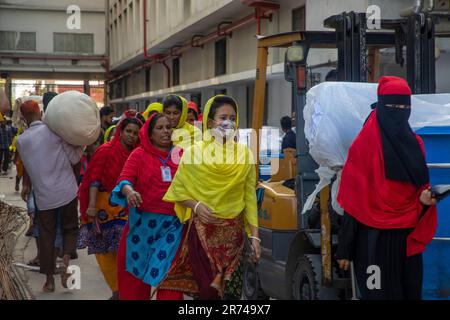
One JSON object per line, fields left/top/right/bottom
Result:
{"left": 109, "top": 13, "right": 258, "bottom": 84}
{"left": 108, "top": 1, "right": 279, "bottom": 86}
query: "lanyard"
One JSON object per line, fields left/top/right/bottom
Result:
{"left": 157, "top": 147, "right": 174, "bottom": 167}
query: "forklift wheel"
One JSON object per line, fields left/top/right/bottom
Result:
{"left": 242, "top": 260, "right": 269, "bottom": 300}
{"left": 292, "top": 255, "right": 341, "bottom": 300}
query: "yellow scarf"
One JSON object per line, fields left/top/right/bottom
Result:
{"left": 171, "top": 95, "right": 202, "bottom": 149}
{"left": 163, "top": 95, "right": 258, "bottom": 234}
{"left": 142, "top": 102, "right": 163, "bottom": 120}
{"left": 104, "top": 125, "right": 116, "bottom": 143}
{"left": 9, "top": 127, "right": 23, "bottom": 152}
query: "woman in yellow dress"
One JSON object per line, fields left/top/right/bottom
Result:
{"left": 162, "top": 95, "right": 260, "bottom": 299}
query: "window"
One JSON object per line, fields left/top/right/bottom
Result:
{"left": 214, "top": 89, "right": 227, "bottom": 96}
{"left": 115, "top": 81, "right": 122, "bottom": 99}
{"left": 191, "top": 93, "right": 202, "bottom": 110}
{"left": 215, "top": 39, "right": 227, "bottom": 76}
{"left": 0, "top": 31, "right": 36, "bottom": 51}
{"left": 54, "top": 33, "right": 94, "bottom": 54}
{"left": 124, "top": 77, "right": 128, "bottom": 97}
{"left": 172, "top": 58, "right": 180, "bottom": 86}
{"left": 292, "top": 6, "right": 306, "bottom": 31}
{"left": 145, "top": 68, "right": 151, "bottom": 91}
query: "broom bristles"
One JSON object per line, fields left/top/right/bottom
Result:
{"left": 0, "top": 201, "right": 31, "bottom": 300}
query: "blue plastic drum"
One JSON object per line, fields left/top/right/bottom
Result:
{"left": 416, "top": 126, "right": 450, "bottom": 300}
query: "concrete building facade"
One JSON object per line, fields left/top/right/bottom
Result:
{"left": 107, "top": 0, "right": 450, "bottom": 128}
{"left": 0, "top": 0, "right": 107, "bottom": 81}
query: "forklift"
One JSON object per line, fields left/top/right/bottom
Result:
{"left": 243, "top": 10, "right": 447, "bottom": 300}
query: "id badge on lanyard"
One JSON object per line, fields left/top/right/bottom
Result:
{"left": 161, "top": 166, "right": 172, "bottom": 182}
{"left": 159, "top": 147, "right": 174, "bottom": 182}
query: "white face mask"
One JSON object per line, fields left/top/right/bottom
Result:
{"left": 211, "top": 119, "right": 237, "bottom": 141}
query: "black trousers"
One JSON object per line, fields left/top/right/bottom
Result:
{"left": 0, "top": 148, "right": 10, "bottom": 172}
{"left": 38, "top": 198, "right": 79, "bottom": 275}
{"left": 337, "top": 213, "right": 423, "bottom": 300}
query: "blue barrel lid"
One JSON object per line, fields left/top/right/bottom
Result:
{"left": 415, "top": 126, "right": 450, "bottom": 135}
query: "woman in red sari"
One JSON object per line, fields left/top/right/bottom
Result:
{"left": 77, "top": 114, "right": 142, "bottom": 300}
{"left": 113, "top": 113, "right": 184, "bottom": 300}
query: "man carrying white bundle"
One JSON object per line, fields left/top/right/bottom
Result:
{"left": 17, "top": 99, "right": 84, "bottom": 293}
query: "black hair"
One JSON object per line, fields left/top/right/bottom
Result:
{"left": 325, "top": 69, "right": 338, "bottom": 82}
{"left": 281, "top": 116, "right": 292, "bottom": 131}
{"left": 148, "top": 113, "right": 166, "bottom": 137}
{"left": 100, "top": 106, "right": 114, "bottom": 118}
{"left": 163, "top": 95, "right": 183, "bottom": 112}
{"left": 120, "top": 117, "right": 142, "bottom": 131}
{"left": 188, "top": 108, "right": 198, "bottom": 120}
{"left": 43, "top": 92, "right": 57, "bottom": 113}
{"left": 147, "top": 110, "right": 160, "bottom": 119}
{"left": 208, "top": 96, "right": 237, "bottom": 120}
{"left": 136, "top": 113, "right": 146, "bottom": 124}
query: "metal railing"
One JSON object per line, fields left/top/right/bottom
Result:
{"left": 428, "top": 163, "right": 450, "bottom": 169}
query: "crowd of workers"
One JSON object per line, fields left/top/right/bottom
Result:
{"left": 10, "top": 92, "right": 259, "bottom": 300}
{"left": 0, "top": 75, "right": 439, "bottom": 301}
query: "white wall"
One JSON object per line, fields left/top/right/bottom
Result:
{"left": 108, "top": 0, "right": 239, "bottom": 67}
{"left": 0, "top": 2, "right": 106, "bottom": 79}
{"left": 0, "top": 8, "right": 106, "bottom": 55}
{"left": 0, "top": 0, "right": 105, "bottom": 11}
{"left": 436, "top": 51, "right": 450, "bottom": 93}
{"left": 110, "top": 0, "right": 450, "bottom": 125}
{"left": 267, "top": 78, "right": 293, "bottom": 127}
{"left": 147, "top": 0, "right": 235, "bottom": 46}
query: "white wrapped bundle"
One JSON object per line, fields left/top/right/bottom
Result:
{"left": 302, "top": 82, "right": 450, "bottom": 214}
{"left": 44, "top": 91, "right": 101, "bottom": 146}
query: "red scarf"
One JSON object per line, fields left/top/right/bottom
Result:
{"left": 78, "top": 117, "right": 139, "bottom": 221}
{"left": 117, "top": 113, "right": 181, "bottom": 215}
{"left": 337, "top": 111, "right": 437, "bottom": 257}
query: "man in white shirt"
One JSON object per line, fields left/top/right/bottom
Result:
{"left": 17, "top": 100, "right": 83, "bottom": 293}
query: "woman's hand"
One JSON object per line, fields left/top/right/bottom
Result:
{"left": 127, "top": 190, "right": 143, "bottom": 208}
{"left": 251, "top": 238, "right": 261, "bottom": 264}
{"left": 420, "top": 189, "right": 437, "bottom": 206}
{"left": 338, "top": 259, "right": 351, "bottom": 271}
{"left": 195, "top": 202, "right": 219, "bottom": 224}
{"left": 122, "top": 185, "right": 143, "bottom": 208}
{"left": 86, "top": 206, "right": 97, "bottom": 218}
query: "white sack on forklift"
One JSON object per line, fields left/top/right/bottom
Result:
{"left": 302, "top": 82, "right": 450, "bottom": 215}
